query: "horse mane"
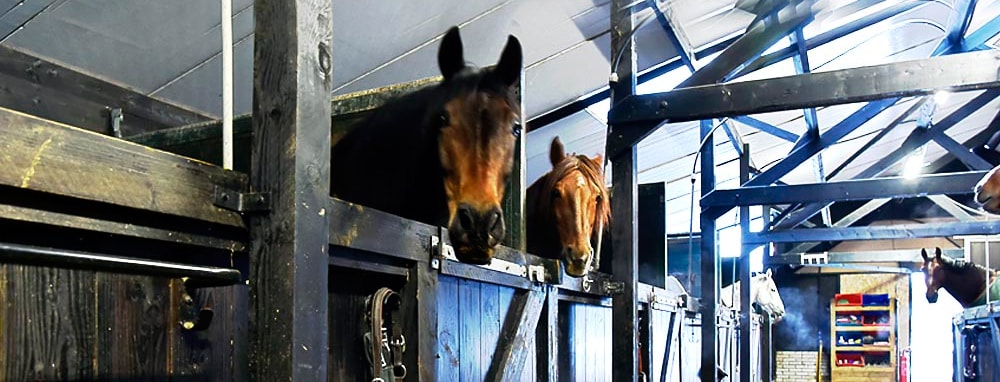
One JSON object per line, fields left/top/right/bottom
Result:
{"left": 532, "top": 153, "right": 611, "bottom": 230}
{"left": 937, "top": 255, "right": 996, "bottom": 277}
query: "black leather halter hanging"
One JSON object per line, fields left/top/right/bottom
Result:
{"left": 364, "top": 287, "right": 406, "bottom": 382}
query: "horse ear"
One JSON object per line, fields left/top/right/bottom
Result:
{"left": 921, "top": 249, "right": 929, "bottom": 261}
{"left": 494, "top": 35, "right": 522, "bottom": 87}
{"left": 592, "top": 154, "right": 604, "bottom": 167}
{"left": 765, "top": 268, "right": 772, "bottom": 277}
{"left": 550, "top": 137, "right": 565, "bottom": 166}
{"left": 935, "top": 247, "right": 942, "bottom": 259}
{"left": 438, "top": 26, "right": 465, "bottom": 81}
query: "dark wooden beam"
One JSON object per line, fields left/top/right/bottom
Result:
{"left": 0, "top": 106, "right": 244, "bottom": 228}
{"left": 0, "top": 45, "right": 211, "bottom": 135}
{"left": 486, "top": 286, "right": 547, "bottom": 381}
{"left": 248, "top": 0, "right": 332, "bottom": 380}
{"left": 609, "top": 0, "right": 640, "bottom": 380}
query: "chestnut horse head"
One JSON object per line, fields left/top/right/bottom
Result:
{"left": 526, "top": 137, "right": 610, "bottom": 277}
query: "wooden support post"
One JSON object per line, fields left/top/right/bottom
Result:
{"left": 248, "top": 0, "right": 332, "bottom": 380}
{"left": 503, "top": 76, "right": 527, "bottom": 252}
{"left": 402, "top": 261, "right": 438, "bottom": 380}
{"left": 609, "top": 0, "right": 639, "bottom": 380}
{"left": 487, "top": 286, "right": 546, "bottom": 381}
{"left": 536, "top": 285, "right": 559, "bottom": 382}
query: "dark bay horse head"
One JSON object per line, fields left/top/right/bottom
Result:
{"left": 921, "top": 247, "right": 996, "bottom": 307}
{"left": 330, "top": 26, "right": 522, "bottom": 264}
{"left": 526, "top": 137, "right": 610, "bottom": 277}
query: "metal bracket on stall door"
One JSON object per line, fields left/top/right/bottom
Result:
{"left": 800, "top": 252, "right": 828, "bottom": 265}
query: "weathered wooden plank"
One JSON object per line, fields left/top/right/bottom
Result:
{"left": 170, "top": 282, "right": 245, "bottom": 381}
{"left": 486, "top": 286, "right": 544, "bottom": 381}
{"left": 326, "top": 291, "right": 367, "bottom": 382}
{"left": 96, "top": 274, "right": 170, "bottom": 379}
{"left": 0, "top": 106, "right": 245, "bottom": 227}
{"left": 0, "top": 45, "right": 211, "bottom": 135}
{"left": 480, "top": 282, "right": 501, "bottom": 378}
{"left": 248, "top": 0, "right": 333, "bottom": 380}
{"left": 402, "top": 261, "right": 439, "bottom": 380}
{"left": 459, "top": 278, "right": 482, "bottom": 380}
{"left": 536, "top": 286, "right": 558, "bottom": 382}
{"left": 2, "top": 265, "right": 97, "bottom": 380}
{"left": 437, "top": 276, "right": 461, "bottom": 381}
{"left": 558, "top": 302, "right": 575, "bottom": 381}
{"left": 0, "top": 265, "right": 5, "bottom": 382}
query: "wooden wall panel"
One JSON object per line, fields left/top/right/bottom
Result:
{"left": 0, "top": 265, "right": 242, "bottom": 381}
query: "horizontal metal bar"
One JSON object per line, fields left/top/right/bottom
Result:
{"left": 0, "top": 202, "right": 245, "bottom": 252}
{"left": 767, "top": 248, "right": 965, "bottom": 265}
{"left": 328, "top": 255, "right": 409, "bottom": 277}
{"left": 747, "top": 220, "right": 1000, "bottom": 244}
{"left": 609, "top": 50, "right": 1000, "bottom": 125}
{"left": 702, "top": 171, "right": 986, "bottom": 207}
{"left": 798, "top": 263, "right": 913, "bottom": 273}
{"left": 440, "top": 258, "right": 533, "bottom": 290}
{"left": 0, "top": 242, "right": 241, "bottom": 287}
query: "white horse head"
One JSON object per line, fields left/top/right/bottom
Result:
{"left": 720, "top": 269, "right": 785, "bottom": 322}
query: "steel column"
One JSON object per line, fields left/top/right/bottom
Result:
{"left": 738, "top": 144, "right": 751, "bottom": 382}
{"left": 248, "top": 0, "right": 332, "bottom": 380}
{"left": 610, "top": 0, "right": 640, "bottom": 380}
{"left": 699, "top": 119, "right": 718, "bottom": 382}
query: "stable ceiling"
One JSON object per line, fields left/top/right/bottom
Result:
{"left": 2, "top": 0, "right": 1000, "bottom": 235}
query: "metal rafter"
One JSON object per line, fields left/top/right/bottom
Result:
{"left": 773, "top": 89, "right": 1000, "bottom": 229}
{"left": 702, "top": 171, "right": 987, "bottom": 207}
{"left": 607, "top": 2, "right": 814, "bottom": 157}
{"left": 610, "top": 51, "right": 1000, "bottom": 126}
{"left": 747, "top": 221, "right": 1000, "bottom": 244}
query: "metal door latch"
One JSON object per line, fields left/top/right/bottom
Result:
{"left": 213, "top": 186, "right": 270, "bottom": 213}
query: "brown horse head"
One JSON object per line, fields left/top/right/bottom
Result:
{"left": 921, "top": 247, "right": 997, "bottom": 307}
{"left": 534, "top": 137, "right": 610, "bottom": 277}
{"left": 436, "top": 26, "right": 522, "bottom": 264}
{"left": 921, "top": 247, "right": 946, "bottom": 303}
{"left": 975, "top": 165, "right": 1000, "bottom": 214}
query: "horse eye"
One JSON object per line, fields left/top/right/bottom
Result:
{"left": 596, "top": 194, "right": 603, "bottom": 204}
{"left": 439, "top": 112, "right": 450, "bottom": 127}
{"left": 550, "top": 189, "right": 560, "bottom": 199}
{"left": 512, "top": 120, "right": 522, "bottom": 137}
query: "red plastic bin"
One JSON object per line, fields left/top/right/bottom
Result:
{"left": 835, "top": 293, "right": 863, "bottom": 306}
{"left": 836, "top": 353, "right": 865, "bottom": 367}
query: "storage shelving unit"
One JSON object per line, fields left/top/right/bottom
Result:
{"left": 830, "top": 294, "right": 896, "bottom": 381}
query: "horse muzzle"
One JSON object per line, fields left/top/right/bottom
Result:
{"left": 562, "top": 247, "right": 592, "bottom": 278}
{"left": 927, "top": 292, "right": 939, "bottom": 304}
{"left": 449, "top": 204, "right": 505, "bottom": 264}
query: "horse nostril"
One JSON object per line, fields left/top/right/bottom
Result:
{"left": 487, "top": 209, "right": 504, "bottom": 243}
{"left": 976, "top": 184, "right": 984, "bottom": 194}
{"left": 457, "top": 205, "right": 475, "bottom": 232}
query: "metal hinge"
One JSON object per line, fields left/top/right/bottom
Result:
{"left": 213, "top": 186, "right": 270, "bottom": 213}
{"left": 605, "top": 281, "right": 625, "bottom": 295}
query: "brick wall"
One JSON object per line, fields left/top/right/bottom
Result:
{"left": 775, "top": 351, "right": 830, "bottom": 382}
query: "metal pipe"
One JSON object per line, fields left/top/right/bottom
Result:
{"left": 221, "top": 0, "right": 234, "bottom": 170}
{"left": 0, "top": 242, "right": 241, "bottom": 287}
